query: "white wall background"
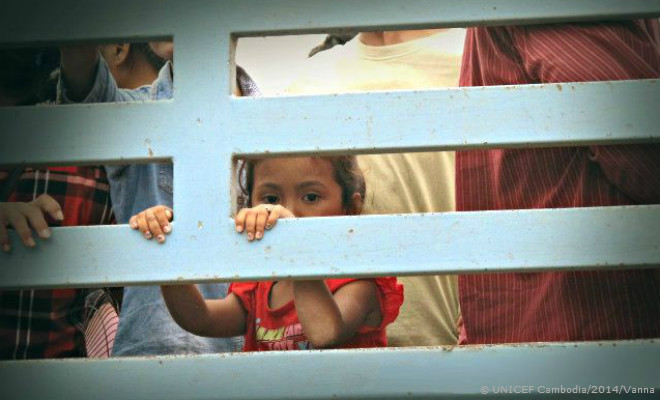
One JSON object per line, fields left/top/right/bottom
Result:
{"left": 236, "top": 35, "right": 326, "bottom": 96}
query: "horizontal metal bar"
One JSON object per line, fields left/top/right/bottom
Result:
{"left": 231, "top": 80, "right": 660, "bottom": 156}
{"left": 2, "top": 80, "right": 656, "bottom": 166}
{"left": 227, "top": 0, "right": 660, "bottom": 36}
{"left": 1, "top": 0, "right": 659, "bottom": 44}
{"left": 0, "top": 101, "right": 177, "bottom": 166}
{"left": 0, "top": 341, "right": 657, "bottom": 400}
{"left": 0, "top": 206, "right": 657, "bottom": 289}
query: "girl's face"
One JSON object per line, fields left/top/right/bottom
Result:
{"left": 251, "top": 157, "right": 345, "bottom": 217}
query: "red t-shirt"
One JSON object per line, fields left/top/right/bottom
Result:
{"left": 229, "top": 278, "right": 403, "bottom": 351}
{"left": 456, "top": 20, "right": 660, "bottom": 344}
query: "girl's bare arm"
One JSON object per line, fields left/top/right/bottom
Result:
{"left": 161, "top": 285, "right": 247, "bottom": 338}
{"left": 293, "top": 280, "right": 381, "bottom": 348}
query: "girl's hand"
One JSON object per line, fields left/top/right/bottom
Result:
{"left": 0, "top": 194, "right": 64, "bottom": 252}
{"left": 235, "top": 204, "right": 294, "bottom": 241}
{"left": 129, "top": 205, "right": 173, "bottom": 244}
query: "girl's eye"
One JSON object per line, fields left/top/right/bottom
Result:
{"left": 262, "top": 195, "right": 279, "bottom": 204}
{"left": 303, "top": 193, "right": 320, "bottom": 202}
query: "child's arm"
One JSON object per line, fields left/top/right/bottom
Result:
{"left": 161, "top": 285, "right": 247, "bottom": 338}
{"left": 59, "top": 46, "right": 149, "bottom": 104}
{"left": 130, "top": 205, "right": 246, "bottom": 335}
{"left": 293, "top": 280, "right": 381, "bottom": 349}
{"left": 59, "top": 45, "right": 99, "bottom": 102}
{"left": 234, "top": 204, "right": 382, "bottom": 346}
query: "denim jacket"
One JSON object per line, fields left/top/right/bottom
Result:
{"left": 59, "top": 58, "right": 259, "bottom": 355}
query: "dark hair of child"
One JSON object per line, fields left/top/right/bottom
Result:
{"left": 238, "top": 156, "right": 366, "bottom": 212}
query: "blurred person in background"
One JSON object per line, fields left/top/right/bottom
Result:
{"left": 0, "top": 42, "right": 167, "bottom": 358}
{"left": 457, "top": 20, "right": 660, "bottom": 344}
{"left": 0, "top": 47, "right": 116, "bottom": 359}
{"left": 287, "top": 28, "right": 466, "bottom": 346}
{"left": 84, "top": 42, "right": 167, "bottom": 357}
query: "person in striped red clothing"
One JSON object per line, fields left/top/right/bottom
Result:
{"left": 456, "top": 20, "right": 660, "bottom": 344}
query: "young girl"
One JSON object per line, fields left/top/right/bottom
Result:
{"left": 131, "top": 156, "right": 403, "bottom": 350}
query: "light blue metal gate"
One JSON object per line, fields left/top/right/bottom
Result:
{"left": 0, "top": 1, "right": 659, "bottom": 399}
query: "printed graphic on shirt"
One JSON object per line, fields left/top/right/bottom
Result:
{"left": 255, "top": 320, "right": 312, "bottom": 351}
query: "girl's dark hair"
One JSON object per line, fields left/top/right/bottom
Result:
{"left": 238, "top": 156, "right": 366, "bottom": 213}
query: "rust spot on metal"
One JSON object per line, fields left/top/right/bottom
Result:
{"left": 198, "top": 221, "right": 204, "bottom": 230}
{"left": 145, "top": 139, "right": 154, "bottom": 157}
{"left": 556, "top": 84, "right": 563, "bottom": 91}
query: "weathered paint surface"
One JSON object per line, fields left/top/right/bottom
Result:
{"left": 2, "top": 0, "right": 660, "bottom": 42}
{"left": 1, "top": 2, "right": 660, "bottom": 399}
{"left": 0, "top": 206, "right": 658, "bottom": 289}
{"left": 0, "top": 341, "right": 658, "bottom": 399}
{"left": 1, "top": 80, "right": 658, "bottom": 166}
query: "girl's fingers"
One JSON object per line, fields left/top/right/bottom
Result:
{"left": 155, "top": 208, "right": 172, "bottom": 237}
{"left": 0, "top": 224, "right": 10, "bottom": 253}
{"left": 136, "top": 212, "right": 152, "bottom": 240}
{"left": 7, "top": 211, "right": 36, "bottom": 248}
{"left": 164, "top": 207, "right": 174, "bottom": 222}
{"left": 130, "top": 206, "right": 174, "bottom": 243}
{"left": 144, "top": 209, "right": 164, "bottom": 241}
{"left": 254, "top": 209, "right": 268, "bottom": 240}
{"left": 235, "top": 205, "right": 291, "bottom": 241}
{"left": 23, "top": 204, "right": 50, "bottom": 239}
{"left": 265, "top": 207, "right": 281, "bottom": 230}
{"left": 235, "top": 209, "right": 247, "bottom": 233}
{"left": 145, "top": 208, "right": 165, "bottom": 243}
{"left": 129, "top": 215, "right": 139, "bottom": 229}
{"left": 277, "top": 205, "right": 295, "bottom": 219}
{"left": 34, "top": 194, "right": 64, "bottom": 221}
{"left": 244, "top": 210, "right": 258, "bottom": 241}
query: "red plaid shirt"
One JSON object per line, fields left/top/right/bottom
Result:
{"left": 0, "top": 166, "right": 115, "bottom": 359}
